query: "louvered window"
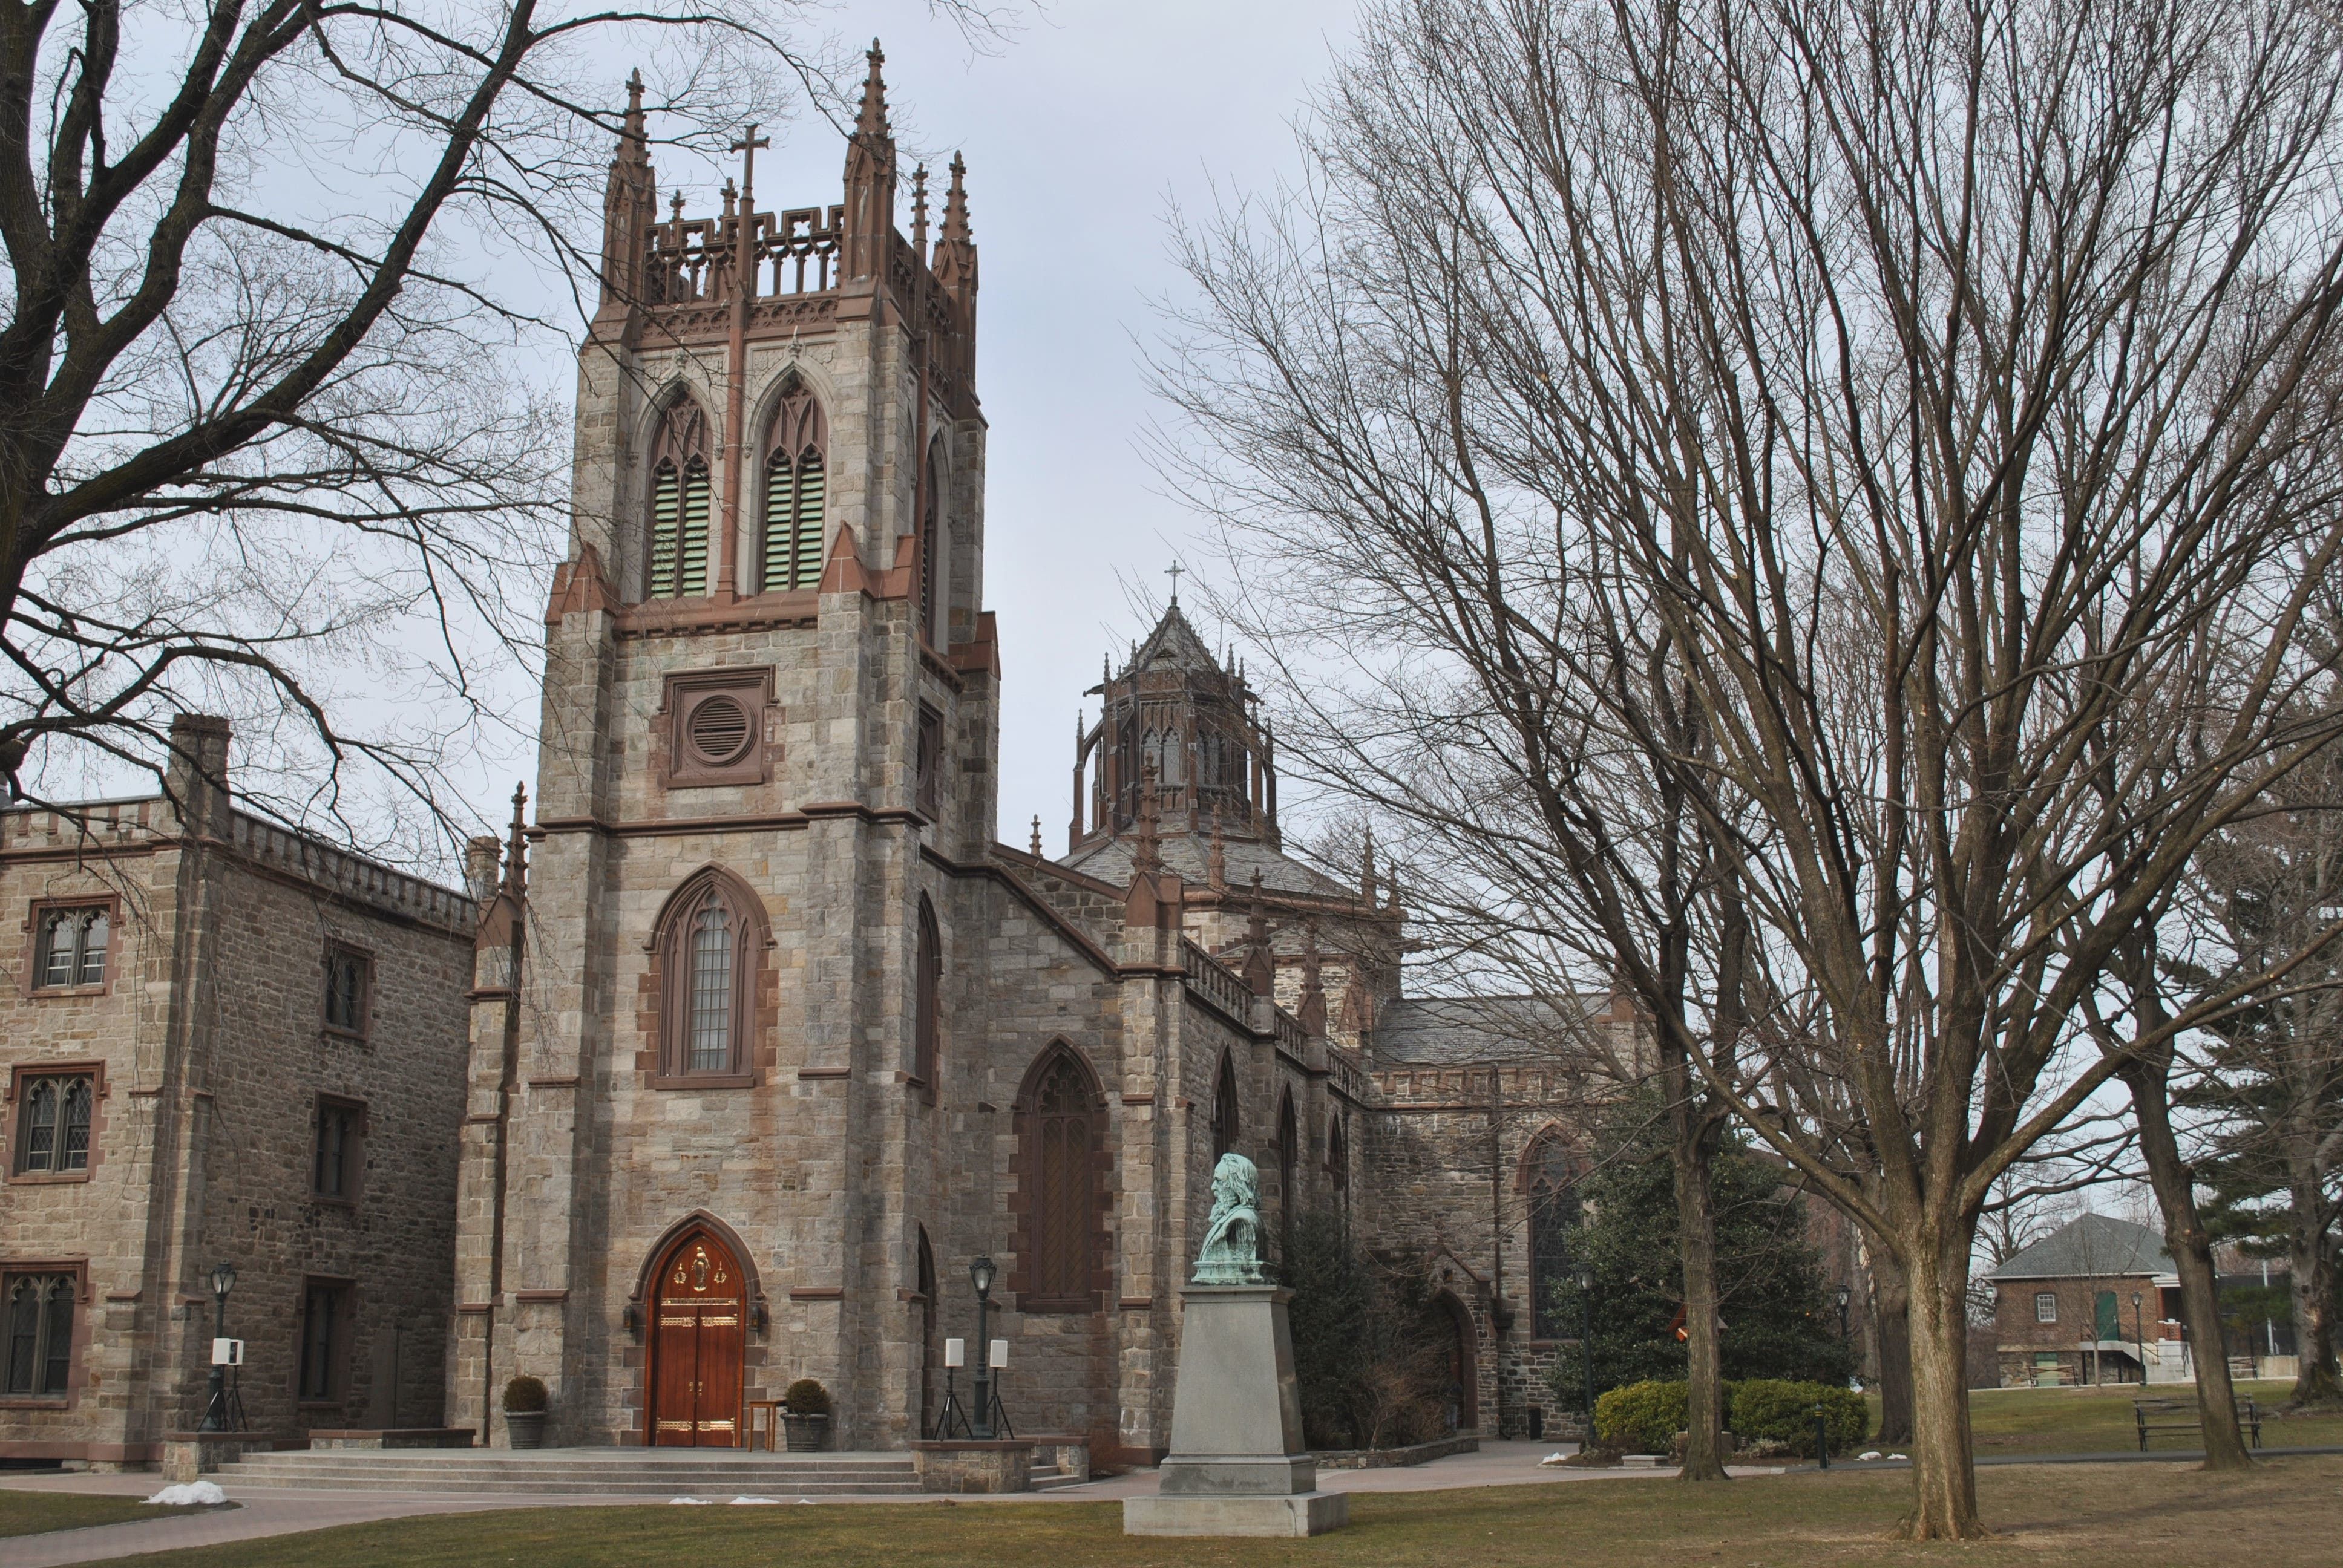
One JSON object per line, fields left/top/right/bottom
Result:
{"left": 1525, "top": 1132, "right": 1581, "bottom": 1339}
{"left": 646, "top": 399, "right": 712, "bottom": 599}
{"left": 760, "top": 390, "right": 828, "bottom": 593}
{"left": 1031, "top": 1054, "right": 1097, "bottom": 1306}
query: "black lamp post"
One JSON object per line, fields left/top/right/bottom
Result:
{"left": 969, "top": 1255, "right": 997, "bottom": 1440}
{"left": 1834, "top": 1284, "right": 1852, "bottom": 1342}
{"left": 197, "top": 1261, "right": 237, "bottom": 1432}
{"left": 2132, "top": 1292, "right": 2145, "bottom": 1385}
{"left": 1575, "top": 1263, "right": 1596, "bottom": 1446}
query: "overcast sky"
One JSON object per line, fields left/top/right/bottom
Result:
{"left": 578, "top": 0, "right": 1363, "bottom": 848}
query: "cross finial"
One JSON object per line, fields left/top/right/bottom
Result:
{"left": 1165, "top": 560, "right": 1185, "bottom": 604}
{"left": 730, "top": 122, "right": 771, "bottom": 204}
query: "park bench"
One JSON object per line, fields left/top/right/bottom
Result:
{"left": 2134, "top": 1396, "right": 2262, "bottom": 1452}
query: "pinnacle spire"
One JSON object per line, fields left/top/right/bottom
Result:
{"left": 1360, "top": 823, "right": 1377, "bottom": 902}
{"left": 940, "top": 152, "right": 972, "bottom": 245}
{"left": 855, "top": 39, "right": 891, "bottom": 142}
{"left": 911, "top": 162, "right": 930, "bottom": 258}
{"left": 502, "top": 783, "right": 530, "bottom": 897}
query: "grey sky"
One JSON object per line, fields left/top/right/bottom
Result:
{"left": 588, "top": 1, "right": 1360, "bottom": 849}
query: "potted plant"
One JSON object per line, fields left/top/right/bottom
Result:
{"left": 781, "top": 1378, "right": 831, "bottom": 1452}
{"left": 503, "top": 1374, "right": 549, "bottom": 1450}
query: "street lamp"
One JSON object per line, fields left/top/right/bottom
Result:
{"left": 2132, "top": 1292, "right": 2145, "bottom": 1385}
{"left": 969, "top": 1256, "right": 997, "bottom": 1440}
{"left": 197, "top": 1261, "right": 237, "bottom": 1432}
{"left": 1834, "top": 1285, "right": 1852, "bottom": 1342}
{"left": 1575, "top": 1263, "right": 1596, "bottom": 1449}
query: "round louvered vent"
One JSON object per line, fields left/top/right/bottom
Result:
{"left": 686, "top": 695, "right": 754, "bottom": 767}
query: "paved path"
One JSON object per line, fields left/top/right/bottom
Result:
{"left": 0, "top": 1441, "right": 1775, "bottom": 1566}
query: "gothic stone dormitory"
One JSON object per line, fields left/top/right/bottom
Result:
{"left": 0, "top": 52, "right": 1641, "bottom": 1470}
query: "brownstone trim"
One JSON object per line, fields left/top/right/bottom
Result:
{"left": 624, "top": 1209, "right": 768, "bottom": 1319}
{"left": 5, "top": 1060, "right": 108, "bottom": 1183}
{"left": 513, "top": 1289, "right": 569, "bottom": 1303}
{"left": 0, "top": 1440, "right": 162, "bottom": 1462}
{"left": 527, "top": 1076, "right": 582, "bottom": 1089}
{"left": 787, "top": 1287, "right": 844, "bottom": 1301}
{"left": 1008, "top": 1040, "right": 1113, "bottom": 1315}
{"left": 1117, "top": 1296, "right": 1154, "bottom": 1310}
{"left": 796, "top": 1067, "right": 850, "bottom": 1080}
{"left": 0, "top": 1257, "right": 90, "bottom": 1408}
{"left": 18, "top": 893, "right": 123, "bottom": 998}
{"left": 658, "top": 665, "right": 776, "bottom": 789}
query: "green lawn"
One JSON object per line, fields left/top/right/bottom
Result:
{"left": 82, "top": 1457, "right": 2343, "bottom": 1568}
{"left": 1869, "top": 1379, "right": 2343, "bottom": 1457}
{"left": 0, "top": 1489, "right": 186, "bottom": 1538}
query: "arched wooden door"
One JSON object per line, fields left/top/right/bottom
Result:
{"left": 648, "top": 1228, "right": 746, "bottom": 1446}
{"left": 1435, "top": 1292, "right": 1478, "bottom": 1432}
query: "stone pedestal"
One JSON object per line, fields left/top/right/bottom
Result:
{"left": 1122, "top": 1284, "right": 1348, "bottom": 1538}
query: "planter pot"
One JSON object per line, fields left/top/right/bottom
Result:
{"left": 782, "top": 1413, "right": 828, "bottom": 1454}
{"left": 505, "top": 1410, "right": 548, "bottom": 1450}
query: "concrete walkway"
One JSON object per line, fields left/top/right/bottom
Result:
{"left": 1, "top": 1440, "right": 1714, "bottom": 1564}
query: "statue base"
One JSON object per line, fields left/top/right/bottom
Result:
{"left": 1124, "top": 1283, "right": 1346, "bottom": 1538}
{"left": 1123, "top": 1492, "right": 1350, "bottom": 1537}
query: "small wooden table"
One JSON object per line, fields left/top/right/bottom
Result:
{"left": 746, "top": 1400, "right": 787, "bottom": 1452}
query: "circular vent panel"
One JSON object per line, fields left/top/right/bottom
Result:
{"left": 686, "top": 695, "right": 754, "bottom": 767}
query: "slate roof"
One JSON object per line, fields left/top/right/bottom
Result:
{"left": 1368, "top": 994, "right": 1607, "bottom": 1066}
{"left": 1059, "top": 831, "right": 1352, "bottom": 900}
{"left": 1987, "top": 1214, "right": 2175, "bottom": 1281}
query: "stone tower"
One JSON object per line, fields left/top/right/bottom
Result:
{"left": 447, "top": 47, "right": 998, "bottom": 1448}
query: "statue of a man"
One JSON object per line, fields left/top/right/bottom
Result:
{"left": 1192, "top": 1152, "right": 1268, "bottom": 1285}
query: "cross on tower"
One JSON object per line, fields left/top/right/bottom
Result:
{"left": 1165, "top": 560, "right": 1184, "bottom": 605}
{"left": 729, "top": 123, "right": 771, "bottom": 203}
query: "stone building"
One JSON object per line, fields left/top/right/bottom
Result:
{"left": 1, "top": 717, "right": 475, "bottom": 1467}
{"left": 446, "top": 49, "right": 1642, "bottom": 1468}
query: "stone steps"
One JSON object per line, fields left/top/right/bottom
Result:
{"left": 222, "top": 1448, "right": 925, "bottom": 1497}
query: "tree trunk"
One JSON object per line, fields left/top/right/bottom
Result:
{"left": 2287, "top": 1168, "right": 2342, "bottom": 1405}
{"left": 1667, "top": 1048, "right": 1729, "bottom": 1480}
{"left": 1898, "top": 1239, "right": 1984, "bottom": 1540}
{"left": 1866, "top": 1221, "right": 1915, "bottom": 1446}
{"left": 2122, "top": 1059, "right": 2252, "bottom": 1468}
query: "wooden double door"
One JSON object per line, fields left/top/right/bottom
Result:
{"left": 649, "top": 1229, "right": 745, "bottom": 1446}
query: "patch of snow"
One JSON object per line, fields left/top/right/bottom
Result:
{"left": 1539, "top": 1452, "right": 1570, "bottom": 1466}
{"left": 1888, "top": 1453, "right": 1907, "bottom": 1460}
{"left": 145, "top": 1481, "right": 228, "bottom": 1507}
{"left": 730, "top": 1496, "right": 781, "bottom": 1505}
{"left": 669, "top": 1496, "right": 710, "bottom": 1505}
{"left": 1858, "top": 1451, "right": 1884, "bottom": 1462}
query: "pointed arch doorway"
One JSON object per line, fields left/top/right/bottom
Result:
{"left": 647, "top": 1227, "right": 746, "bottom": 1445}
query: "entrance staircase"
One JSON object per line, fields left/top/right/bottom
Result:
{"left": 221, "top": 1446, "right": 925, "bottom": 1498}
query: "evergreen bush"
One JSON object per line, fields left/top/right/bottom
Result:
{"left": 1593, "top": 1379, "right": 1688, "bottom": 1454}
{"left": 1729, "top": 1379, "right": 1866, "bottom": 1456}
{"left": 501, "top": 1374, "right": 548, "bottom": 1413}
{"left": 782, "top": 1377, "right": 832, "bottom": 1417}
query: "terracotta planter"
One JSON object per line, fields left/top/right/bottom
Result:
{"left": 505, "top": 1410, "right": 547, "bottom": 1450}
{"left": 782, "top": 1413, "right": 828, "bottom": 1453}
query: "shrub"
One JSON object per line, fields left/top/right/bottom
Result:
{"left": 782, "top": 1377, "right": 833, "bottom": 1417}
{"left": 501, "top": 1374, "right": 547, "bottom": 1413}
{"left": 1593, "top": 1379, "right": 1688, "bottom": 1454}
{"left": 1729, "top": 1379, "right": 1866, "bottom": 1457}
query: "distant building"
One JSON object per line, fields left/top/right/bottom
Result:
{"left": 1, "top": 716, "right": 475, "bottom": 1468}
{"left": 1985, "top": 1213, "right": 2298, "bottom": 1387}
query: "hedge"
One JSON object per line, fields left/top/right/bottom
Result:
{"left": 1593, "top": 1379, "right": 1688, "bottom": 1454}
{"left": 1729, "top": 1379, "right": 1866, "bottom": 1457}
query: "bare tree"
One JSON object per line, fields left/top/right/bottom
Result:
{"left": 1157, "top": 0, "right": 2343, "bottom": 1538}
{"left": 1, "top": 0, "right": 998, "bottom": 854}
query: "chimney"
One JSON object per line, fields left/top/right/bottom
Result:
{"left": 165, "top": 714, "right": 231, "bottom": 837}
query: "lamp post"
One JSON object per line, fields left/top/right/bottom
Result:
{"left": 969, "top": 1255, "right": 997, "bottom": 1441}
{"left": 1575, "top": 1263, "right": 1596, "bottom": 1448}
{"left": 2132, "top": 1292, "right": 2145, "bottom": 1385}
{"left": 1834, "top": 1285, "right": 1852, "bottom": 1342}
{"left": 197, "top": 1261, "right": 237, "bottom": 1432}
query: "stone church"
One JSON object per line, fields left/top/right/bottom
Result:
{"left": 0, "top": 49, "right": 1636, "bottom": 1472}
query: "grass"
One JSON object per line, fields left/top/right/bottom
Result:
{"left": 70, "top": 1456, "right": 2343, "bottom": 1568}
{"left": 1861, "top": 1379, "right": 2343, "bottom": 1457}
{"left": 0, "top": 1488, "right": 180, "bottom": 1538}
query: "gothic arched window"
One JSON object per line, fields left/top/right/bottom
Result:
{"left": 918, "top": 438, "right": 946, "bottom": 647}
{"left": 1524, "top": 1130, "right": 1581, "bottom": 1340}
{"left": 647, "top": 396, "right": 712, "bottom": 598}
{"left": 760, "top": 388, "right": 828, "bottom": 593}
{"left": 1160, "top": 730, "right": 1184, "bottom": 786}
{"left": 655, "top": 870, "right": 761, "bottom": 1082}
{"left": 1327, "top": 1115, "right": 1349, "bottom": 1223}
{"left": 2, "top": 1271, "right": 75, "bottom": 1397}
{"left": 1211, "top": 1051, "right": 1240, "bottom": 1161}
{"left": 914, "top": 897, "right": 941, "bottom": 1095}
{"left": 1021, "top": 1047, "right": 1103, "bottom": 1311}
